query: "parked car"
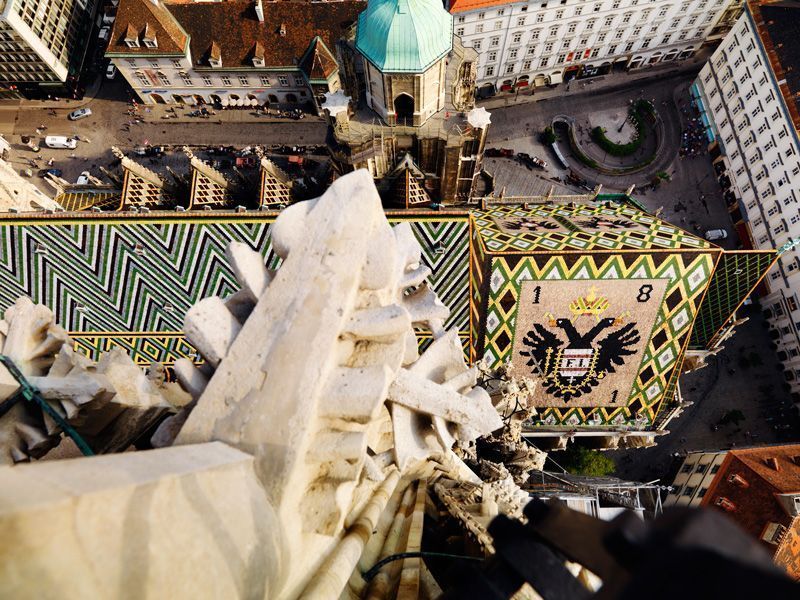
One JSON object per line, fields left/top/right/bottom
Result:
{"left": 76, "top": 171, "right": 91, "bottom": 185}
{"left": 106, "top": 63, "right": 116, "bottom": 79}
{"left": 68, "top": 108, "right": 92, "bottom": 121}
{"left": 98, "top": 26, "right": 110, "bottom": 42}
{"left": 485, "top": 147, "right": 515, "bottom": 158}
{"left": 133, "top": 145, "right": 165, "bottom": 157}
{"left": 45, "top": 136, "right": 77, "bottom": 149}
{"left": 705, "top": 229, "right": 728, "bottom": 241}
{"left": 37, "top": 168, "right": 63, "bottom": 178}
{"left": 212, "top": 158, "right": 233, "bottom": 169}
{"left": 236, "top": 156, "right": 258, "bottom": 168}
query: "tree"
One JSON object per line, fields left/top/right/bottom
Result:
{"left": 542, "top": 126, "right": 557, "bottom": 145}
{"left": 557, "top": 444, "right": 616, "bottom": 477}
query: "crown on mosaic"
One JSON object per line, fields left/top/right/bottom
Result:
{"left": 569, "top": 286, "right": 610, "bottom": 320}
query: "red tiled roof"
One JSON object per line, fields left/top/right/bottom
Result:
{"left": 300, "top": 37, "right": 339, "bottom": 81}
{"left": 701, "top": 444, "right": 800, "bottom": 578}
{"left": 109, "top": 0, "right": 364, "bottom": 69}
{"left": 108, "top": 0, "right": 189, "bottom": 55}
{"left": 449, "top": 0, "right": 518, "bottom": 14}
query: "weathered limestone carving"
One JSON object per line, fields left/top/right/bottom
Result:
{"left": 170, "top": 169, "right": 500, "bottom": 597}
{"left": 0, "top": 297, "right": 179, "bottom": 464}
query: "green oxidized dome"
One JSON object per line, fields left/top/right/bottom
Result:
{"left": 355, "top": 0, "right": 453, "bottom": 73}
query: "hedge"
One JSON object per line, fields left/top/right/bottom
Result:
{"left": 590, "top": 100, "right": 654, "bottom": 157}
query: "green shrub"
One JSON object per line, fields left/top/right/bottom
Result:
{"left": 542, "top": 126, "right": 557, "bottom": 145}
{"left": 557, "top": 445, "right": 616, "bottom": 477}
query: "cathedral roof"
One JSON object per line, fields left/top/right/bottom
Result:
{"left": 355, "top": 0, "right": 453, "bottom": 73}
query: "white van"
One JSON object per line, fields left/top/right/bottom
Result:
{"left": 45, "top": 136, "right": 77, "bottom": 149}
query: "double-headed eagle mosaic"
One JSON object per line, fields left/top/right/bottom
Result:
{"left": 520, "top": 287, "right": 641, "bottom": 402}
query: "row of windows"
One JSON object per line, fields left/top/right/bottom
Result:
{"left": 456, "top": 0, "right": 723, "bottom": 23}
{"left": 132, "top": 71, "right": 298, "bottom": 88}
{"left": 458, "top": 9, "right": 712, "bottom": 38}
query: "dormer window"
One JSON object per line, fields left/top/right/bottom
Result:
{"left": 124, "top": 23, "right": 139, "bottom": 47}
{"left": 209, "top": 41, "right": 222, "bottom": 68}
{"left": 252, "top": 41, "right": 265, "bottom": 67}
{"left": 142, "top": 23, "right": 157, "bottom": 48}
{"left": 279, "top": 23, "right": 286, "bottom": 36}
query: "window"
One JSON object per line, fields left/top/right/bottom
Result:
{"left": 157, "top": 72, "right": 170, "bottom": 86}
{"left": 473, "top": 40, "right": 482, "bottom": 50}
{"left": 239, "top": 76, "right": 249, "bottom": 86}
{"left": 549, "top": 26, "right": 559, "bottom": 37}
{"left": 544, "top": 42, "right": 554, "bottom": 52}
{"left": 512, "top": 33, "right": 522, "bottom": 44}
{"left": 557, "top": 54, "right": 566, "bottom": 64}
{"left": 495, "top": 20, "right": 502, "bottom": 30}
{"left": 457, "top": 16, "right": 465, "bottom": 23}
{"left": 681, "top": 463, "right": 692, "bottom": 473}
{"left": 523, "top": 59, "right": 532, "bottom": 70}
{"left": 202, "top": 76, "right": 212, "bottom": 86}
{"left": 181, "top": 75, "right": 192, "bottom": 86}
{"left": 683, "top": 486, "right": 696, "bottom": 497}
{"left": 260, "top": 76, "right": 271, "bottom": 86}
{"left": 531, "top": 29, "right": 541, "bottom": 41}
{"left": 491, "top": 36, "right": 500, "bottom": 47}
{"left": 711, "top": 464, "right": 721, "bottom": 474}
{"left": 488, "top": 51, "right": 498, "bottom": 62}
{"left": 476, "top": 24, "right": 484, "bottom": 33}
{"left": 478, "top": 11, "right": 485, "bottom": 18}
{"left": 555, "top": 9, "right": 564, "bottom": 18}
{"left": 135, "top": 72, "right": 149, "bottom": 86}
{"left": 661, "top": 34, "right": 672, "bottom": 45}
{"left": 642, "top": 38, "right": 651, "bottom": 49}
{"left": 539, "top": 57, "right": 549, "bottom": 67}
{"left": 509, "top": 48, "right": 518, "bottom": 59}
{"left": 505, "top": 63, "right": 515, "bottom": 74}
{"left": 698, "top": 488, "right": 708, "bottom": 498}
{"left": 517, "top": 17, "right": 526, "bottom": 26}
{"left": 604, "top": 16, "right": 614, "bottom": 27}
{"left": 278, "top": 75, "right": 289, "bottom": 86}
{"left": 607, "top": 44, "right": 618, "bottom": 55}
{"left": 598, "top": 32, "right": 607, "bottom": 42}
{"left": 221, "top": 75, "right": 232, "bottom": 86}
{"left": 456, "top": 27, "right": 464, "bottom": 36}
{"left": 536, "top": 13, "right": 544, "bottom": 23}
{"left": 171, "top": 59, "right": 181, "bottom": 68}
{"left": 622, "top": 12, "right": 632, "bottom": 23}
{"left": 575, "top": 6, "right": 582, "bottom": 15}
{"left": 497, "top": 8, "right": 504, "bottom": 15}
{"left": 485, "top": 65, "right": 495, "bottom": 76}
{"left": 568, "top": 22, "right": 577, "bottom": 33}
{"left": 586, "top": 19, "right": 596, "bottom": 30}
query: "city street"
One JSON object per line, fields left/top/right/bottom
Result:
{"left": 0, "top": 77, "right": 327, "bottom": 193}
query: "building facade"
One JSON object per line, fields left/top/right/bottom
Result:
{"left": 447, "top": 0, "right": 742, "bottom": 94}
{"left": 106, "top": 0, "right": 362, "bottom": 108}
{"left": 0, "top": 0, "right": 97, "bottom": 99}
{"left": 692, "top": 1, "right": 800, "bottom": 402}
{"left": 666, "top": 445, "right": 800, "bottom": 579}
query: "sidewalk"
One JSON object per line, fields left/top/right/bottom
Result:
{"left": 131, "top": 104, "right": 326, "bottom": 125}
{"left": 13, "top": 74, "right": 105, "bottom": 110}
{"left": 477, "top": 48, "right": 712, "bottom": 111}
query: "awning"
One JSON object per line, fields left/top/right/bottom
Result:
{"left": 548, "top": 72, "right": 563, "bottom": 85}
{"left": 500, "top": 84, "right": 512, "bottom": 92}
{"left": 516, "top": 80, "right": 529, "bottom": 87}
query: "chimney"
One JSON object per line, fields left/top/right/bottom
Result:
{"left": 766, "top": 457, "right": 780, "bottom": 471}
{"left": 255, "top": 0, "right": 264, "bottom": 23}
{"left": 714, "top": 497, "right": 736, "bottom": 512}
{"left": 726, "top": 473, "right": 749, "bottom": 488}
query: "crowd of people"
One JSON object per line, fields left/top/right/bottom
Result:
{"left": 678, "top": 101, "right": 709, "bottom": 157}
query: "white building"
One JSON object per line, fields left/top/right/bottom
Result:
{"left": 106, "top": 0, "right": 362, "bottom": 108}
{"left": 665, "top": 450, "right": 726, "bottom": 506}
{"left": 446, "top": 0, "right": 743, "bottom": 94}
{"left": 0, "top": 0, "right": 97, "bottom": 99}
{"left": 692, "top": 0, "right": 800, "bottom": 401}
